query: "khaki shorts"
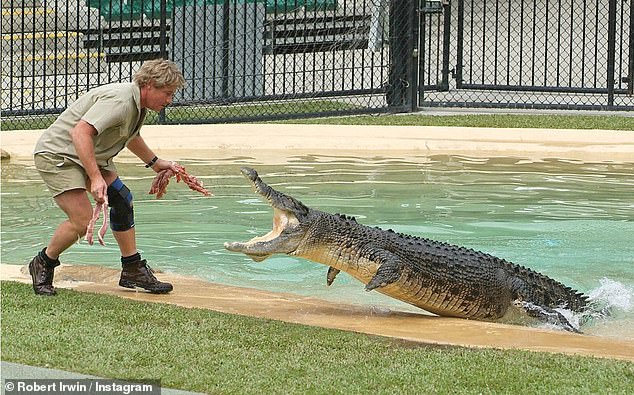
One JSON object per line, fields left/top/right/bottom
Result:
{"left": 34, "top": 153, "right": 88, "bottom": 197}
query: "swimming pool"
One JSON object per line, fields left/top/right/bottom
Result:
{"left": 2, "top": 154, "right": 632, "bottom": 339}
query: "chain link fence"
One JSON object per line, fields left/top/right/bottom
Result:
{"left": 2, "top": 0, "right": 404, "bottom": 129}
{"left": 419, "top": 0, "right": 633, "bottom": 110}
{"left": 2, "top": 0, "right": 632, "bottom": 130}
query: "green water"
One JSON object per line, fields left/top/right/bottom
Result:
{"left": 2, "top": 154, "right": 633, "bottom": 338}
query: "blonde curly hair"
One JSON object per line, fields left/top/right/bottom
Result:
{"left": 133, "top": 59, "right": 185, "bottom": 90}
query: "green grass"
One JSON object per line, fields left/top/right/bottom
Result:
{"left": 281, "top": 113, "right": 634, "bottom": 130}
{"left": 2, "top": 282, "right": 632, "bottom": 394}
{"left": 4, "top": 105, "right": 632, "bottom": 132}
{"left": 1, "top": 101, "right": 362, "bottom": 131}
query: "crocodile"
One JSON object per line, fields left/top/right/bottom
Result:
{"left": 225, "top": 167, "right": 589, "bottom": 332}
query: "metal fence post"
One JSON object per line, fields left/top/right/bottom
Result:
{"left": 387, "top": 0, "right": 415, "bottom": 109}
{"left": 455, "top": 0, "right": 464, "bottom": 90}
{"left": 607, "top": 0, "right": 617, "bottom": 107}
{"left": 417, "top": 0, "right": 425, "bottom": 106}
{"left": 159, "top": 0, "right": 168, "bottom": 59}
{"left": 222, "top": 0, "right": 231, "bottom": 100}
{"left": 627, "top": 1, "right": 634, "bottom": 96}
{"left": 439, "top": 0, "right": 452, "bottom": 91}
{"left": 410, "top": 0, "right": 420, "bottom": 111}
{"left": 159, "top": 0, "right": 168, "bottom": 124}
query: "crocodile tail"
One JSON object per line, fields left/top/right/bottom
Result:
{"left": 506, "top": 261, "right": 588, "bottom": 312}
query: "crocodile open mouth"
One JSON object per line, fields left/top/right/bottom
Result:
{"left": 224, "top": 167, "right": 304, "bottom": 261}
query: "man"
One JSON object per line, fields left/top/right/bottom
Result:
{"left": 29, "top": 59, "right": 185, "bottom": 296}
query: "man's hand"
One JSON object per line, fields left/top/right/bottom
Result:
{"left": 89, "top": 176, "right": 108, "bottom": 204}
{"left": 151, "top": 158, "right": 182, "bottom": 173}
{"left": 149, "top": 162, "right": 212, "bottom": 199}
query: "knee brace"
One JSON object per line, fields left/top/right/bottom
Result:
{"left": 107, "top": 177, "right": 135, "bottom": 231}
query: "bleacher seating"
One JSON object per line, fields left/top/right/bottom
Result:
{"left": 82, "top": 0, "right": 172, "bottom": 63}
{"left": 263, "top": 13, "right": 370, "bottom": 55}
{"left": 79, "top": 0, "right": 369, "bottom": 63}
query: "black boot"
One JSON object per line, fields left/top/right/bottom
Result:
{"left": 119, "top": 259, "right": 173, "bottom": 294}
{"left": 28, "top": 251, "right": 60, "bottom": 296}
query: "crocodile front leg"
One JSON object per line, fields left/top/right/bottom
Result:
{"left": 326, "top": 267, "right": 341, "bottom": 286}
{"left": 364, "top": 250, "right": 404, "bottom": 291}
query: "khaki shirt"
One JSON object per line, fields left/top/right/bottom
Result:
{"left": 34, "top": 82, "right": 146, "bottom": 171}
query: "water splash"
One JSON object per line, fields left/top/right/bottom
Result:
{"left": 592, "top": 278, "right": 632, "bottom": 308}
{"left": 550, "top": 278, "right": 634, "bottom": 337}
{"left": 533, "top": 279, "right": 633, "bottom": 334}
{"left": 586, "top": 278, "right": 633, "bottom": 314}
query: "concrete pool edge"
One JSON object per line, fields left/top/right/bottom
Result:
{"left": 2, "top": 264, "right": 634, "bottom": 362}
{"left": 2, "top": 124, "right": 634, "bottom": 163}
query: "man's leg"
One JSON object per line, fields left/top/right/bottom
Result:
{"left": 48, "top": 189, "right": 94, "bottom": 257}
{"left": 112, "top": 228, "right": 137, "bottom": 257}
{"left": 29, "top": 189, "right": 92, "bottom": 296}
{"left": 102, "top": 171, "right": 173, "bottom": 294}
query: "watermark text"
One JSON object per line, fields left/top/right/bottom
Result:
{"left": 3, "top": 379, "right": 161, "bottom": 395}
